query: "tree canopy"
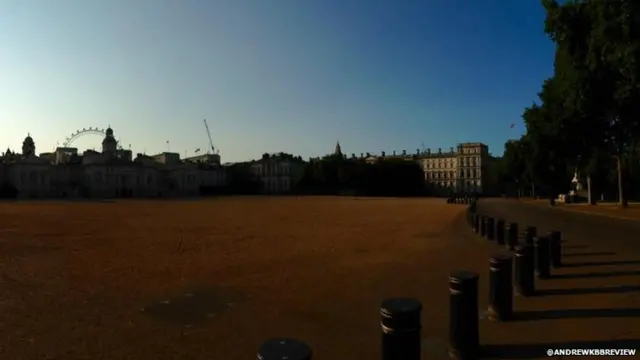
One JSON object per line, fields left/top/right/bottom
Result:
{"left": 498, "top": 0, "right": 640, "bottom": 203}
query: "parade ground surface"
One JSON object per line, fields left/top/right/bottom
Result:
{"left": 0, "top": 197, "right": 638, "bottom": 359}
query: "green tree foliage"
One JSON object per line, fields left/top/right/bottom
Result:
{"left": 498, "top": 0, "right": 640, "bottom": 203}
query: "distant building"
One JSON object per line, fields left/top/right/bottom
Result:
{"left": 250, "top": 153, "right": 304, "bottom": 194}
{"left": 0, "top": 127, "right": 226, "bottom": 199}
{"left": 350, "top": 142, "right": 497, "bottom": 194}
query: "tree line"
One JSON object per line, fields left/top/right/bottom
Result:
{"left": 496, "top": 0, "right": 640, "bottom": 205}
{"left": 219, "top": 153, "right": 434, "bottom": 197}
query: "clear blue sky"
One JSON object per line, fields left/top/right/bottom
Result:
{"left": 0, "top": 0, "right": 554, "bottom": 162}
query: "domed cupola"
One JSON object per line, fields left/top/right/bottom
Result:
{"left": 22, "top": 133, "right": 35, "bottom": 157}
{"left": 102, "top": 126, "right": 117, "bottom": 153}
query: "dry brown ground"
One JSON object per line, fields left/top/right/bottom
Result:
{"left": 0, "top": 197, "right": 470, "bottom": 360}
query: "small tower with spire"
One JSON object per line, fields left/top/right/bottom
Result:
{"left": 22, "top": 133, "right": 35, "bottom": 158}
{"left": 334, "top": 140, "right": 342, "bottom": 156}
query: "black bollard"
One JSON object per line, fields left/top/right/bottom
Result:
{"left": 506, "top": 223, "right": 519, "bottom": 250}
{"left": 449, "top": 271, "right": 479, "bottom": 360}
{"left": 535, "top": 235, "right": 551, "bottom": 279}
{"left": 513, "top": 245, "right": 535, "bottom": 297}
{"left": 548, "top": 230, "right": 562, "bottom": 268}
{"left": 479, "top": 216, "right": 487, "bottom": 237}
{"left": 522, "top": 226, "right": 536, "bottom": 245}
{"left": 495, "top": 220, "right": 506, "bottom": 245}
{"left": 380, "top": 298, "right": 422, "bottom": 360}
{"left": 487, "top": 253, "right": 513, "bottom": 321}
{"left": 486, "top": 217, "right": 496, "bottom": 241}
{"left": 473, "top": 214, "right": 480, "bottom": 234}
{"left": 257, "top": 338, "right": 313, "bottom": 360}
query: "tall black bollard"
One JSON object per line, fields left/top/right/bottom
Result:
{"left": 486, "top": 217, "right": 496, "bottom": 241}
{"left": 522, "top": 226, "right": 536, "bottom": 245}
{"left": 513, "top": 245, "right": 535, "bottom": 296}
{"left": 535, "top": 235, "right": 551, "bottom": 279}
{"left": 473, "top": 214, "right": 480, "bottom": 233}
{"left": 506, "top": 223, "right": 519, "bottom": 250}
{"left": 380, "top": 298, "right": 422, "bottom": 360}
{"left": 257, "top": 338, "right": 313, "bottom": 360}
{"left": 487, "top": 253, "right": 513, "bottom": 321}
{"left": 449, "top": 271, "right": 479, "bottom": 360}
{"left": 495, "top": 220, "right": 506, "bottom": 245}
{"left": 548, "top": 230, "right": 562, "bottom": 268}
{"left": 479, "top": 216, "right": 487, "bottom": 237}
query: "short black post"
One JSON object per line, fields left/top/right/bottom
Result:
{"left": 449, "top": 271, "right": 479, "bottom": 360}
{"left": 380, "top": 298, "right": 422, "bottom": 360}
{"left": 479, "top": 216, "right": 487, "bottom": 237}
{"left": 548, "top": 230, "right": 562, "bottom": 268}
{"left": 506, "top": 223, "right": 519, "bottom": 250}
{"left": 513, "top": 245, "right": 535, "bottom": 296}
{"left": 486, "top": 217, "right": 496, "bottom": 240}
{"left": 535, "top": 235, "right": 551, "bottom": 279}
{"left": 473, "top": 214, "right": 480, "bottom": 233}
{"left": 257, "top": 338, "right": 312, "bottom": 360}
{"left": 495, "top": 220, "right": 506, "bottom": 245}
{"left": 522, "top": 226, "right": 536, "bottom": 245}
{"left": 487, "top": 253, "right": 513, "bottom": 321}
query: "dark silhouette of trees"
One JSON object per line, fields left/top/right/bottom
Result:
{"left": 295, "top": 154, "right": 428, "bottom": 196}
{"left": 496, "top": 0, "right": 640, "bottom": 205}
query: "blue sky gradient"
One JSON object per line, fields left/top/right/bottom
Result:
{"left": 1, "top": 0, "right": 554, "bottom": 162}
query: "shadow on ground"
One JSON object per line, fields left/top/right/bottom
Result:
{"left": 561, "top": 259, "right": 640, "bottom": 267}
{"left": 562, "top": 245, "right": 588, "bottom": 249}
{"left": 141, "top": 285, "right": 246, "bottom": 327}
{"left": 562, "top": 251, "right": 616, "bottom": 257}
{"left": 512, "top": 307, "right": 640, "bottom": 321}
{"left": 482, "top": 339, "right": 640, "bottom": 359}
{"left": 534, "top": 285, "right": 639, "bottom": 297}
{"left": 551, "top": 270, "right": 640, "bottom": 279}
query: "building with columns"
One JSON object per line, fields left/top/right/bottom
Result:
{"left": 346, "top": 142, "right": 496, "bottom": 194}
{"left": 250, "top": 152, "right": 304, "bottom": 194}
{"left": 0, "top": 127, "right": 227, "bottom": 199}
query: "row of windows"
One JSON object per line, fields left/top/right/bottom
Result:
{"left": 253, "top": 164, "right": 292, "bottom": 176}
{"left": 263, "top": 178, "right": 291, "bottom": 192}
{"left": 430, "top": 180, "right": 482, "bottom": 187}
{"left": 422, "top": 156, "right": 481, "bottom": 169}
{"left": 425, "top": 169, "right": 482, "bottom": 180}
{"left": 19, "top": 171, "right": 47, "bottom": 185}
{"left": 461, "top": 147, "right": 482, "bottom": 154}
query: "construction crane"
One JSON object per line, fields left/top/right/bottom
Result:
{"left": 203, "top": 119, "right": 218, "bottom": 154}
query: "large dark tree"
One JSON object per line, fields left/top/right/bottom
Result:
{"left": 542, "top": 0, "right": 640, "bottom": 205}
{"left": 497, "top": 0, "right": 640, "bottom": 205}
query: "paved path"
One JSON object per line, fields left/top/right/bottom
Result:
{"left": 478, "top": 198, "right": 640, "bottom": 253}
{"left": 465, "top": 199, "right": 640, "bottom": 358}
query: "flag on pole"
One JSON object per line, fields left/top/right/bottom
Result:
{"left": 195, "top": 148, "right": 200, "bottom": 153}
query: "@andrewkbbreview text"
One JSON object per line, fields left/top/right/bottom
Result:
{"left": 547, "top": 348, "right": 636, "bottom": 356}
